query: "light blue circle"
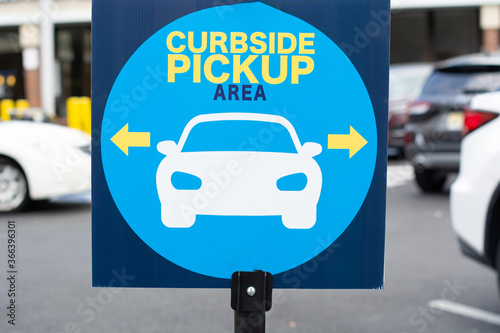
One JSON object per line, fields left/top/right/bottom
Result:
{"left": 101, "top": 3, "right": 377, "bottom": 279}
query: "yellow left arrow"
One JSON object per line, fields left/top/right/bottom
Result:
{"left": 111, "top": 124, "right": 150, "bottom": 156}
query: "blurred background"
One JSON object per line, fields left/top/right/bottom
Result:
{"left": 0, "top": 0, "right": 496, "bottom": 120}
{"left": 0, "top": 0, "right": 495, "bottom": 120}
{"left": 2, "top": 0, "right": 500, "bottom": 332}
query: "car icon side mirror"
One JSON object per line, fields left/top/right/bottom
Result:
{"left": 157, "top": 140, "right": 179, "bottom": 155}
{"left": 302, "top": 142, "right": 322, "bottom": 157}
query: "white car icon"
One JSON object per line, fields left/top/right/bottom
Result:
{"left": 156, "top": 113, "right": 322, "bottom": 229}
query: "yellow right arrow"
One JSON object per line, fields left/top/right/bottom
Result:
{"left": 328, "top": 126, "right": 368, "bottom": 158}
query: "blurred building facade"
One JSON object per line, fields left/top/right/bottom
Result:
{"left": 0, "top": 0, "right": 499, "bottom": 117}
{"left": 391, "top": 0, "right": 500, "bottom": 63}
{"left": 0, "top": 0, "right": 90, "bottom": 118}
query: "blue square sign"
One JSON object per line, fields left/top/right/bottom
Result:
{"left": 92, "top": 0, "right": 388, "bottom": 289}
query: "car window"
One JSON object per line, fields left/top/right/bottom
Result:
{"left": 181, "top": 120, "right": 298, "bottom": 153}
{"left": 389, "top": 67, "right": 431, "bottom": 100}
{"left": 420, "top": 68, "right": 500, "bottom": 98}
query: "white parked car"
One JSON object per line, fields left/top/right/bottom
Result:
{"left": 156, "top": 113, "right": 323, "bottom": 229}
{"left": 451, "top": 91, "right": 500, "bottom": 286}
{"left": 0, "top": 121, "right": 91, "bottom": 212}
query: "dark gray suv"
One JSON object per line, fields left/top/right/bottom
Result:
{"left": 405, "top": 53, "right": 500, "bottom": 192}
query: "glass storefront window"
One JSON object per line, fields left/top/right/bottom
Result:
{"left": 391, "top": 8, "right": 481, "bottom": 64}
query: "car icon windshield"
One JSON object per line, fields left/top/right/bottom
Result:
{"left": 181, "top": 120, "right": 298, "bottom": 153}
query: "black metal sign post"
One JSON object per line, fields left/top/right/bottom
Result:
{"left": 231, "top": 271, "right": 273, "bottom": 333}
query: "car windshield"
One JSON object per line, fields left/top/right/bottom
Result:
{"left": 389, "top": 66, "right": 431, "bottom": 100}
{"left": 181, "top": 120, "right": 298, "bottom": 153}
{"left": 420, "top": 67, "right": 500, "bottom": 98}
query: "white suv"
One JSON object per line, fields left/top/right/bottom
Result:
{"left": 451, "top": 91, "right": 500, "bottom": 286}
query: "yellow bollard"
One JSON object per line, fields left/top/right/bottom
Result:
{"left": 0, "top": 99, "right": 14, "bottom": 121}
{"left": 67, "top": 97, "right": 91, "bottom": 134}
{"left": 81, "top": 97, "right": 91, "bottom": 135}
{"left": 14, "top": 99, "right": 30, "bottom": 119}
{"left": 67, "top": 97, "right": 81, "bottom": 130}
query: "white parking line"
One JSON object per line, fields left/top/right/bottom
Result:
{"left": 387, "top": 163, "right": 414, "bottom": 189}
{"left": 428, "top": 299, "right": 500, "bottom": 326}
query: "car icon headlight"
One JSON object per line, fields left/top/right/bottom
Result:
{"left": 276, "top": 173, "right": 308, "bottom": 191}
{"left": 171, "top": 171, "right": 202, "bottom": 190}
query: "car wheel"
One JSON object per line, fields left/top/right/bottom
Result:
{"left": 282, "top": 208, "right": 317, "bottom": 229}
{"left": 414, "top": 168, "right": 447, "bottom": 193}
{"left": 161, "top": 204, "right": 196, "bottom": 228}
{"left": 0, "top": 157, "right": 29, "bottom": 212}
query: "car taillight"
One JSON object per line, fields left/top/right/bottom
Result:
{"left": 462, "top": 108, "right": 499, "bottom": 136}
{"left": 404, "top": 131, "right": 414, "bottom": 145}
{"left": 408, "top": 101, "right": 431, "bottom": 115}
